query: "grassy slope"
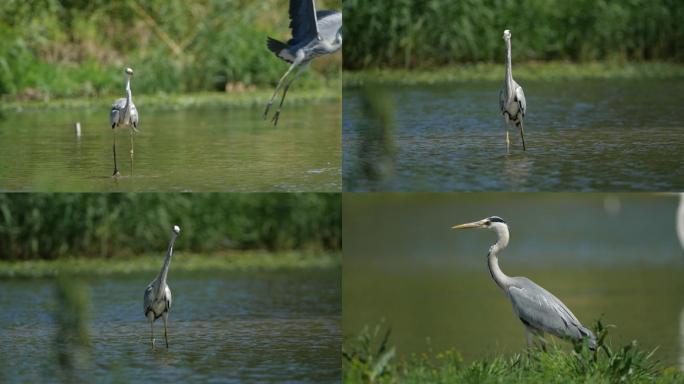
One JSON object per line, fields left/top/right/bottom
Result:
{"left": 343, "top": 323, "right": 684, "bottom": 383}
{"left": 0, "top": 251, "right": 340, "bottom": 278}
{"left": 343, "top": 61, "right": 684, "bottom": 86}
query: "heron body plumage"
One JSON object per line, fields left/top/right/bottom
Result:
{"left": 264, "top": 0, "right": 342, "bottom": 125}
{"left": 453, "top": 217, "right": 596, "bottom": 350}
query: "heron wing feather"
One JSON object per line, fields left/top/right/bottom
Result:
{"left": 288, "top": 0, "right": 318, "bottom": 45}
{"left": 507, "top": 277, "right": 585, "bottom": 341}
{"left": 316, "top": 11, "right": 341, "bottom": 43}
{"left": 515, "top": 85, "right": 526, "bottom": 117}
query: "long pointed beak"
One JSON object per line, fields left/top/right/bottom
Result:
{"left": 451, "top": 221, "right": 484, "bottom": 230}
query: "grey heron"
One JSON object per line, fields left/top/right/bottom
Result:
{"left": 452, "top": 216, "right": 596, "bottom": 350}
{"left": 143, "top": 225, "right": 180, "bottom": 349}
{"left": 110, "top": 67, "right": 139, "bottom": 176}
{"left": 499, "top": 30, "right": 527, "bottom": 152}
{"left": 264, "top": 0, "right": 342, "bottom": 126}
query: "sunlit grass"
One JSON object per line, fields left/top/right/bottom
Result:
{"left": 343, "top": 321, "right": 684, "bottom": 383}
{"left": 0, "top": 251, "right": 340, "bottom": 278}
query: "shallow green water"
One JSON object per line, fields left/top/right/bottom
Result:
{"left": 342, "top": 193, "right": 684, "bottom": 368}
{"left": 0, "top": 268, "right": 340, "bottom": 382}
{"left": 343, "top": 79, "right": 684, "bottom": 191}
{"left": 0, "top": 102, "right": 340, "bottom": 192}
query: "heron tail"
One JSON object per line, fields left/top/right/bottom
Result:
{"left": 266, "top": 37, "right": 291, "bottom": 62}
{"left": 580, "top": 326, "right": 597, "bottom": 350}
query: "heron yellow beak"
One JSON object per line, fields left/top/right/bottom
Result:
{"left": 451, "top": 221, "right": 484, "bottom": 230}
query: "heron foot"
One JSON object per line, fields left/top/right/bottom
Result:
{"left": 271, "top": 110, "right": 281, "bottom": 126}
{"left": 113, "top": 169, "right": 121, "bottom": 177}
{"left": 263, "top": 103, "right": 273, "bottom": 120}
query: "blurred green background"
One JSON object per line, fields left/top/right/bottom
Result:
{"left": 344, "top": 0, "right": 684, "bottom": 70}
{"left": 0, "top": 0, "right": 341, "bottom": 100}
{"left": 0, "top": 193, "right": 340, "bottom": 260}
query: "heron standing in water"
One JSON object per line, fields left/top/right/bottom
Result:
{"left": 110, "top": 67, "right": 139, "bottom": 176}
{"left": 264, "top": 0, "right": 342, "bottom": 126}
{"left": 143, "top": 225, "right": 180, "bottom": 349}
{"left": 499, "top": 30, "right": 527, "bottom": 152}
{"left": 452, "top": 216, "right": 596, "bottom": 349}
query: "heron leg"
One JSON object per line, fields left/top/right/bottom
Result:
{"left": 525, "top": 327, "right": 535, "bottom": 348}
{"left": 162, "top": 312, "right": 169, "bottom": 349}
{"left": 517, "top": 120, "right": 527, "bottom": 151}
{"left": 129, "top": 127, "right": 135, "bottom": 175}
{"left": 271, "top": 63, "right": 308, "bottom": 126}
{"left": 112, "top": 127, "right": 120, "bottom": 177}
{"left": 264, "top": 58, "right": 302, "bottom": 119}
{"left": 150, "top": 320, "right": 155, "bottom": 349}
{"left": 503, "top": 118, "right": 510, "bottom": 154}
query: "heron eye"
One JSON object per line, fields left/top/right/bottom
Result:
{"left": 485, "top": 221, "right": 491, "bottom": 226}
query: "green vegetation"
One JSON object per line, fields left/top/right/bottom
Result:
{"left": 0, "top": 193, "right": 340, "bottom": 260}
{"left": 0, "top": 251, "right": 339, "bottom": 278}
{"left": 343, "top": 322, "right": 684, "bottom": 383}
{"left": 345, "top": 61, "right": 684, "bottom": 86}
{"left": 344, "top": 0, "right": 684, "bottom": 70}
{"left": 0, "top": 0, "right": 340, "bottom": 100}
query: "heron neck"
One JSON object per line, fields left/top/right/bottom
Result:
{"left": 488, "top": 225, "right": 512, "bottom": 290}
{"left": 157, "top": 234, "right": 177, "bottom": 294}
{"left": 504, "top": 39, "right": 514, "bottom": 95}
{"left": 124, "top": 76, "right": 132, "bottom": 113}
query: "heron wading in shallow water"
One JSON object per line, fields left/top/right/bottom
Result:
{"left": 110, "top": 67, "right": 139, "bottom": 176}
{"left": 452, "top": 216, "right": 596, "bottom": 350}
{"left": 143, "top": 225, "right": 180, "bottom": 349}
{"left": 264, "top": 0, "right": 342, "bottom": 126}
{"left": 499, "top": 30, "right": 527, "bottom": 152}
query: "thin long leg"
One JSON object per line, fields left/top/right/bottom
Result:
{"left": 150, "top": 320, "right": 155, "bottom": 349}
{"left": 264, "top": 59, "right": 302, "bottom": 119}
{"left": 271, "top": 64, "right": 308, "bottom": 126}
{"left": 503, "top": 118, "right": 510, "bottom": 154}
{"left": 162, "top": 312, "right": 169, "bottom": 348}
{"left": 525, "top": 327, "right": 534, "bottom": 348}
{"left": 518, "top": 120, "right": 527, "bottom": 151}
{"left": 129, "top": 128, "right": 135, "bottom": 175}
{"left": 112, "top": 128, "right": 120, "bottom": 176}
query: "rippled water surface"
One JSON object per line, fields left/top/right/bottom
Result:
{"left": 0, "top": 269, "right": 340, "bottom": 382}
{"left": 342, "top": 193, "right": 684, "bottom": 367}
{"left": 343, "top": 80, "right": 684, "bottom": 191}
{"left": 0, "top": 102, "right": 341, "bottom": 192}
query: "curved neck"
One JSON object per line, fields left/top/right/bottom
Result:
{"left": 487, "top": 224, "right": 512, "bottom": 290}
{"left": 156, "top": 234, "right": 177, "bottom": 294}
{"left": 504, "top": 38, "right": 513, "bottom": 95}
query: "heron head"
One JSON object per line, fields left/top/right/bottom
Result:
{"left": 503, "top": 30, "right": 511, "bottom": 40}
{"left": 452, "top": 216, "right": 507, "bottom": 231}
{"left": 125, "top": 67, "right": 134, "bottom": 76}
{"left": 172, "top": 225, "right": 181, "bottom": 236}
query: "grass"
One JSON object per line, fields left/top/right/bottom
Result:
{"left": 0, "top": 251, "right": 340, "bottom": 278}
{"left": 343, "top": 321, "right": 684, "bottom": 383}
{"left": 343, "top": 61, "right": 684, "bottom": 87}
{"left": 0, "top": 84, "right": 341, "bottom": 112}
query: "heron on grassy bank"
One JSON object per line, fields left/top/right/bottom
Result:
{"left": 452, "top": 216, "right": 596, "bottom": 350}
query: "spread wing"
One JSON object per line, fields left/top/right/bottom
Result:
{"left": 316, "top": 10, "right": 341, "bottom": 43}
{"left": 288, "top": 0, "right": 318, "bottom": 46}
{"left": 507, "top": 277, "right": 591, "bottom": 342}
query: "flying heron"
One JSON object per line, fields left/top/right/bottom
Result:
{"left": 499, "top": 30, "right": 527, "bottom": 152}
{"left": 452, "top": 216, "right": 596, "bottom": 349}
{"left": 264, "top": 0, "right": 342, "bottom": 126}
{"left": 110, "top": 67, "right": 139, "bottom": 176}
{"left": 143, "top": 225, "right": 180, "bottom": 349}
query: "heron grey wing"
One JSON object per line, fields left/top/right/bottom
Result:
{"left": 316, "top": 11, "right": 341, "bottom": 43}
{"left": 143, "top": 284, "right": 155, "bottom": 315}
{"left": 499, "top": 87, "right": 505, "bottom": 113}
{"left": 288, "top": 0, "right": 318, "bottom": 45}
{"left": 165, "top": 285, "right": 172, "bottom": 312}
{"left": 110, "top": 98, "right": 127, "bottom": 126}
{"left": 507, "top": 278, "right": 585, "bottom": 341}
{"left": 129, "top": 103, "right": 139, "bottom": 127}
{"left": 515, "top": 85, "right": 526, "bottom": 117}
